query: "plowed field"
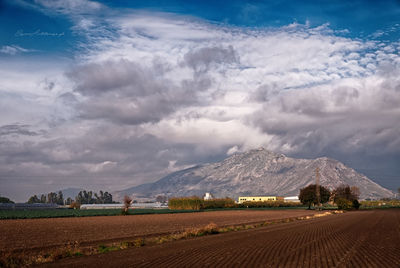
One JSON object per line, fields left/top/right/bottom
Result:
{"left": 42, "top": 209, "right": 400, "bottom": 268}
{"left": 0, "top": 209, "right": 318, "bottom": 253}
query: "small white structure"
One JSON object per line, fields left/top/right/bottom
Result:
{"left": 203, "top": 192, "right": 214, "bottom": 200}
{"left": 80, "top": 203, "right": 168, "bottom": 209}
{"left": 80, "top": 204, "right": 124, "bottom": 209}
{"left": 284, "top": 196, "right": 300, "bottom": 203}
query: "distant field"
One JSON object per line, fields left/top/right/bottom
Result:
{"left": 1, "top": 201, "right": 398, "bottom": 220}
{"left": 0, "top": 208, "right": 192, "bottom": 220}
{"left": 0, "top": 206, "right": 309, "bottom": 220}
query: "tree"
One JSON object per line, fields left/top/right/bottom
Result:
{"left": 94, "top": 191, "right": 113, "bottom": 204}
{"left": 122, "top": 195, "right": 132, "bottom": 215}
{"left": 75, "top": 190, "right": 113, "bottom": 204}
{"left": 332, "top": 185, "right": 358, "bottom": 203}
{"left": 352, "top": 199, "right": 360, "bottom": 209}
{"left": 102, "top": 192, "right": 113, "bottom": 204}
{"left": 28, "top": 192, "right": 64, "bottom": 204}
{"left": 350, "top": 186, "right": 360, "bottom": 200}
{"left": 156, "top": 195, "right": 167, "bottom": 203}
{"left": 65, "top": 197, "right": 73, "bottom": 205}
{"left": 75, "top": 190, "right": 96, "bottom": 204}
{"left": 336, "top": 198, "right": 353, "bottom": 210}
{"left": 57, "top": 191, "right": 64, "bottom": 205}
{"left": 27, "top": 195, "right": 40, "bottom": 204}
{"left": 332, "top": 185, "right": 360, "bottom": 210}
{"left": 47, "top": 192, "right": 58, "bottom": 204}
{"left": 0, "top": 196, "right": 14, "bottom": 203}
{"left": 69, "top": 201, "right": 80, "bottom": 209}
{"left": 94, "top": 191, "right": 103, "bottom": 204}
{"left": 299, "top": 184, "right": 331, "bottom": 209}
{"left": 40, "top": 194, "right": 47, "bottom": 203}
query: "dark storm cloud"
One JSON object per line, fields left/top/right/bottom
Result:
{"left": 247, "top": 65, "right": 400, "bottom": 162}
{"left": 0, "top": 124, "right": 40, "bottom": 136}
{"left": 57, "top": 92, "right": 78, "bottom": 105}
{"left": 67, "top": 59, "right": 157, "bottom": 96}
{"left": 183, "top": 46, "right": 239, "bottom": 72}
{"left": 332, "top": 87, "right": 359, "bottom": 106}
{"left": 278, "top": 91, "right": 329, "bottom": 117}
{"left": 41, "top": 79, "right": 55, "bottom": 91}
{"left": 78, "top": 95, "right": 180, "bottom": 125}
{"left": 249, "top": 83, "right": 281, "bottom": 103}
{"left": 0, "top": 120, "right": 225, "bottom": 201}
{"left": 67, "top": 59, "right": 212, "bottom": 125}
{"left": 3, "top": 8, "right": 400, "bottom": 203}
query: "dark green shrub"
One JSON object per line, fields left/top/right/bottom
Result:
{"left": 169, "top": 197, "right": 236, "bottom": 210}
{"left": 237, "top": 201, "right": 302, "bottom": 208}
{"left": 168, "top": 197, "right": 203, "bottom": 210}
{"left": 352, "top": 199, "right": 360, "bottom": 210}
{"left": 336, "top": 198, "right": 353, "bottom": 210}
{"left": 203, "top": 198, "right": 235, "bottom": 209}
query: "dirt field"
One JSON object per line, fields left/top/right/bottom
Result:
{"left": 42, "top": 209, "right": 400, "bottom": 268}
{"left": 0, "top": 209, "right": 318, "bottom": 253}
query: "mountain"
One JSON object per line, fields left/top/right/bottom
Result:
{"left": 117, "top": 148, "right": 394, "bottom": 200}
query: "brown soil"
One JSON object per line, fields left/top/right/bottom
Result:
{"left": 0, "top": 209, "right": 318, "bottom": 253}
{"left": 42, "top": 209, "right": 400, "bottom": 268}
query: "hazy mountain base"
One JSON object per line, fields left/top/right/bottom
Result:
{"left": 116, "top": 148, "right": 394, "bottom": 200}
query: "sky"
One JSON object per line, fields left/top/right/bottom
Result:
{"left": 0, "top": 0, "right": 399, "bottom": 202}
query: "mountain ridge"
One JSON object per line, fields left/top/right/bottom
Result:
{"left": 116, "top": 148, "right": 394, "bottom": 200}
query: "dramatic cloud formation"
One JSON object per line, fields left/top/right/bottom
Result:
{"left": 1, "top": 1, "right": 399, "bottom": 201}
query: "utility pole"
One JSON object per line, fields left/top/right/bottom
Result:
{"left": 316, "top": 167, "right": 321, "bottom": 210}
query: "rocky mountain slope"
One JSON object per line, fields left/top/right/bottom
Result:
{"left": 118, "top": 148, "right": 394, "bottom": 200}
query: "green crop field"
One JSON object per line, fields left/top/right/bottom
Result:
{"left": 4, "top": 204, "right": 397, "bottom": 220}
{"left": 0, "top": 207, "right": 311, "bottom": 220}
{"left": 0, "top": 208, "right": 199, "bottom": 220}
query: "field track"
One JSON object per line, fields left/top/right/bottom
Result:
{"left": 43, "top": 209, "right": 400, "bottom": 268}
{"left": 0, "top": 210, "right": 318, "bottom": 253}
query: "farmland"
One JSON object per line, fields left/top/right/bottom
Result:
{"left": 0, "top": 206, "right": 311, "bottom": 220}
{"left": 1, "top": 209, "right": 399, "bottom": 267}
{"left": 43, "top": 209, "right": 400, "bottom": 268}
{"left": 0, "top": 210, "right": 318, "bottom": 254}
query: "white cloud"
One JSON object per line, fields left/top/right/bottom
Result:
{"left": 227, "top": 146, "right": 239, "bottom": 156}
{"left": 0, "top": 59, "right": 74, "bottom": 126}
{"left": 34, "top": 0, "right": 104, "bottom": 15}
{"left": 2, "top": 10, "right": 400, "bottom": 200}
{"left": 0, "top": 45, "right": 32, "bottom": 55}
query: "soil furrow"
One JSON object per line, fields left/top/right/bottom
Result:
{"left": 36, "top": 209, "right": 400, "bottom": 268}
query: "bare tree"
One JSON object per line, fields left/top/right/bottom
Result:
{"left": 350, "top": 186, "right": 360, "bottom": 200}
{"left": 332, "top": 185, "right": 358, "bottom": 203}
{"left": 123, "top": 195, "right": 132, "bottom": 215}
{"left": 156, "top": 195, "right": 167, "bottom": 203}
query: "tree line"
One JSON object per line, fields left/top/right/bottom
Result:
{"left": 299, "top": 184, "right": 361, "bottom": 209}
{"left": 0, "top": 196, "right": 14, "bottom": 204}
{"left": 27, "top": 190, "right": 115, "bottom": 205}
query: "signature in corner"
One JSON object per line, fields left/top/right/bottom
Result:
{"left": 15, "top": 29, "right": 65, "bottom": 37}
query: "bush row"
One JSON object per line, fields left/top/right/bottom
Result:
{"left": 203, "top": 198, "right": 236, "bottom": 209}
{"left": 360, "top": 200, "right": 400, "bottom": 209}
{"left": 168, "top": 197, "right": 204, "bottom": 210}
{"left": 236, "top": 201, "right": 303, "bottom": 208}
{"left": 168, "top": 197, "right": 302, "bottom": 210}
